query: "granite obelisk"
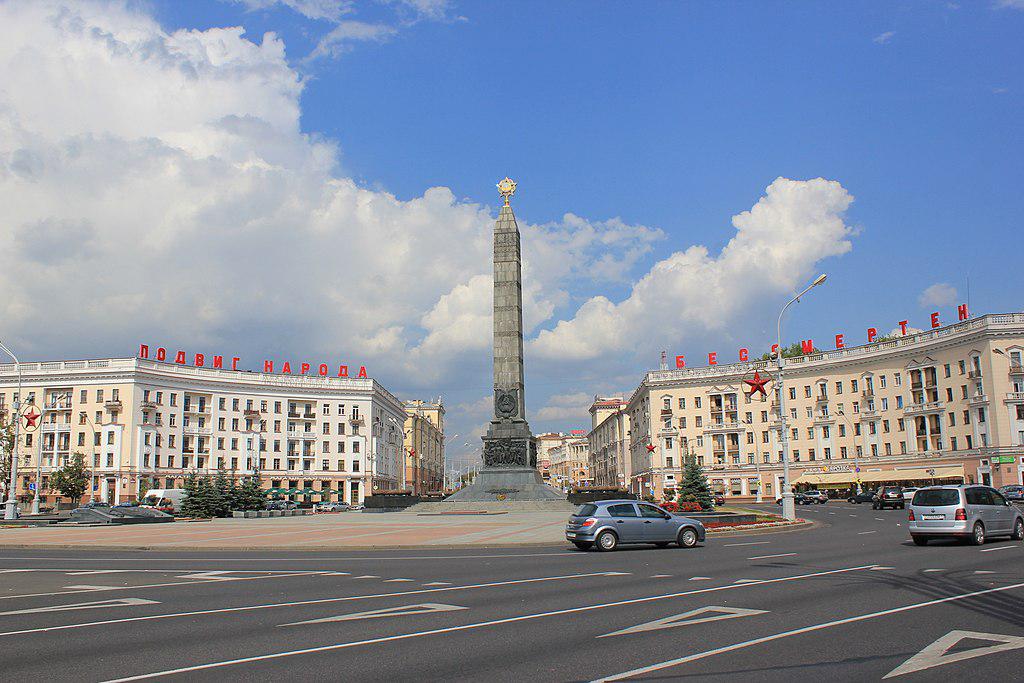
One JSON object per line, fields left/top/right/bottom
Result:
{"left": 447, "top": 178, "right": 564, "bottom": 501}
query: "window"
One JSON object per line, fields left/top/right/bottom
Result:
{"left": 881, "top": 398, "right": 888, "bottom": 410}
{"left": 894, "top": 372, "right": 902, "bottom": 387}
{"left": 804, "top": 386, "right": 812, "bottom": 398}
{"left": 978, "top": 407, "right": 986, "bottom": 423}
{"left": 695, "top": 416, "right": 702, "bottom": 428}
{"left": 96, "top": 389, "right": 104, "bottom": 402}
{"left": 352, "top": 441, "right": 360, "bottom": 453}
{"left": 840, "top": 446, "right": 848, "bottom": 458}
{"left": 231, "top": 438, "right": 238, "bottom": 450}
{"left": 694, "top": 397, "right": 701, "bottom": 409}
{"left": 679, "top": 417, "right": 686, "bottom": 429}
{"left": 789, "top": 388, "right": 796, "bottom": 400}
{"left": 883, "top": 420, "right": 890, "bottom": 433}
{"left": 352, "top": 460, "right": 360, "bottom": 472}
{"left": 322, "top": 423, "right": 330, "bottom": 434}
{"left": 851, "top": 379, "right": 859, "bottom": 392}
{"left": 958, "top": 360, "right": 966, "bottom": 375}
{"left": 79, "top": 389, "right": 87, "bottom": 403}
{"left": 609, "top": 503, "right": 638, "bottom": 518}
{"left": 678, "top": 397, "right": 685, "bottom": 409}
{"left": 322, "top": 459, "right": 329, "bottom": 471}
{"left": 835, "top": 381, "right": 843, "bottom": 394}
{"left": 838, "top": 424, "right": 846, "bottom": 437}
{"left": 639, "top": 504, "right": 666, "bottom": 518}
{"left": 896, "top": 396, "right": 903, "bottom": 409}
{"left": 879, "top": 375, "right": 887, "bottom": 388}
{"left": 951, "top": 436, "right": 958, "bottom": 450}
{"left": 170, "top": 393, "right": 177, "bottom": 406}
{"left": 338, "top": 441, "right": 345, "bottom": 453}
{"left": 322, "top": 441, "right": 330, "bottom": 453}
{"left": 337, "top": 460, "right": 345, "bottom": 471}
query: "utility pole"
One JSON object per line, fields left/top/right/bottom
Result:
{"left": 1, "top": 340, "right": 22, "bottom": 520}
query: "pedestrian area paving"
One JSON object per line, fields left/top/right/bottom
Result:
{"left": 0, "top": 511, "right": 572, "bottom": 549}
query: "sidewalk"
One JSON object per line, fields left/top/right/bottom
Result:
{"left": 0, "top": 511, "right": 572, "bottom": 550}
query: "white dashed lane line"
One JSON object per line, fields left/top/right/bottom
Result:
{"left": 383, "top": 579, "right": 414, "bottom": 583}
{"left": 980, "top": 545, "right": 1018, "bottom": 553}
{"left": 858, "top": 531, "right": 877, "bottom": 535}
{"left": 748, "top": 553, "right": 797, "bottom": 561}
{"left": 723, "top": 541, "right": 770, "bottom": 547}
{"left": 689, "top": 577, "right": 712, "bottom": 581}
{"left": 422, "top": 582, "right": 452, "bottom": 586}
{"left": 651, "top": 575, "right": 672, "bottom": 579}
{"left": 922, "top": 569, "right": 944, "bottom": 573}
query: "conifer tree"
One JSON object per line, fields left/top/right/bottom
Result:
{"left": 677, "top": 460, "right": 714, "bottom": 510}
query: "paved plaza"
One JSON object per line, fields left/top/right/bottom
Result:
{"left": 0, "top": 511, "right": 574, "bottom": 549}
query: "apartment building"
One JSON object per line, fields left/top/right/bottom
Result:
{"left": 548, "top": 431, "right": 592, "bottom": 491}
{"left": 0, "top": 357, "right": 407, "bottom": 506}
{"left": 588, "top": 397, "right": 631, "bottom": 488}
{"left": 625, "top": 312, "right": 1024, "bottom": 500}
{"left": 403, "top": 399, "right": 445, "bottom": 494}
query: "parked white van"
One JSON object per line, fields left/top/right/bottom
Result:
{"left": 140, "top": 489, "right": 186, "bottom": 514}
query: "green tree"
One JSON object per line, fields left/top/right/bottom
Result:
{"left": 137, "top": 477, "right": 151, "bottom": 501}
{"left": 234, "top": 470, "right": 266, "bottom": 511}
{"left": 49, "top": 452, "right": 91, "bottom": 505}
{"left": 0, "top": 417, "right": 14, "bottom": 504}
{"left": 677, "top": 461, "right": 714, "bottom": 510}
{"left": 180, "top": 473, "right": 205, "bottom": 517}
{"left": 212, "top": 465, "right": 236, "bottom": 516}
{"left": 758, "top": 341, "right": 821, "bottom": 362}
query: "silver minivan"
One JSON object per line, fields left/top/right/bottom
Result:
{"left": 908, "top": 485, "right": 1024, "bottom": 545}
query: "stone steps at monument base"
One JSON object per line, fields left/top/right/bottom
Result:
{"left": 402, "top": 500, "right": 577, "bottom": 514}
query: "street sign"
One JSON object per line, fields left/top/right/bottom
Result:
{"left": 28, "top": 483, "right": 36, "bottom": 491}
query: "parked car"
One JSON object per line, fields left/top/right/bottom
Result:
{"left": 315, "top": 502, "right": 350, "bottom": 512}
{"left": 803, "top": 490, "right": 828, "bottom": 504}
{"left": 847, "top": 490, "right": 876, "bottom": 504}
{"left": 113, "top": 501, "right": 139, "bottom": 508}
{"left": 998, "top": 485, "right": 1024, "bottom": 502}
{"left": 565, "top": 500, "right": 705, "bottom": 552}
{"left": 873, "top": 486, "right": 905, "bottom": 510}
{"left": 776, "top": 493, "right": 814, "bottom": 505}
{"left": 79, "top": 501, "right": 110, "bottom": 510}
{"left": 909, "top": 485, "right": 1024, "bottom": 545}
{"left": 713, "top": 494, "right": 725, "bottom": 507}
{"left": 348, "top": 504, "right": 365, "bottom": 511}
{"left": 901, "top": 487, "right": 919, "bottom": 501}
{"left": 266, "top": 499, "right": 299, "bottom": 511}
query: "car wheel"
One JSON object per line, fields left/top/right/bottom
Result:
{"left": 677, "top": 527, "right": 698, "bottom": 548}
{"left": 898, "top": 503, "right": 905, "bottom": 509}
{"left": 572, "top": 541, "right": 593, "bottom": 550}
{"left": 1013, "top": 519, "right": 1024, "bottom": 541}
{"left": 654, "top": 542, "right": 670, "bottom": 548}
{"left": 912, "top": 536, "right": 929, "bottom": 546}
{"left": 969, "top": 522, "right": 986, "bottom": 546}
{"left": 595, "top": 530, "right": 618, "bottom": 552}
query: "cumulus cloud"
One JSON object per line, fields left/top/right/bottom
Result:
{"left": 0, "top": 1, "right": 658, "bottom": 386}
{"left": 918, "top": 283, "right": 958, "bottom": 308}
{"left": 873, "top": 31, "right": 896, "bottom": 44}
{"left": 530, "top": 177, "right": 855, "bottom": 361}
{"left": 534, "top": 392, "right": 593, "bottom": 424}
{"left": 232, "top": 0, "right": 353, "bottom": 22}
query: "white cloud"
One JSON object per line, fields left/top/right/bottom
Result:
{"left": 873, "top": 31, "right": 895, "bottom": 44}
{"left": 918, "top": 283, "right": 958, "bottom": 309}
{"left": 307, "top": 20, "right": 399, "bottom": 60}
{"left": 530, "top": 177, "right": 855, "bottom": 361}
{"left": 233, "top": 0, "right": 353, "bottom": 22}
{"left": 0, "top": 1, "right": 657, "bottom": 388}
{"left": 995, "top": 0, "right": 1024, "bottom": 9}
{"left": 534, "top": 392, "right": 592, "bottom": 424}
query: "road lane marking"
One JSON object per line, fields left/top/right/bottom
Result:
{"left": 651, "top": 575, "right": 672, "bottom": 578}
{"left": 870, "top": 566, "right": 894, "bottom": 571}
{"left": 875, "top": 518, "right": 885, "bottom": 521}
{"left": 980, "top": 545, "right": 1018, "bottom": 553}
{"left": 922, "top": 569, "right": 944, "bottom": 573}
{"left": 592, "top": 580, "right": 1024, "bottom": 681}
{"left": 858, "top": 531, "right": 877, "bottom": 535}
{"left": 885, "top": 630, "right": 1024, "bottom": 678}
{"left": 689, "top": 577, "right": 712, "bottom": 581}
{"left": 598, "top": 606, "right": 767, "bottom": 638}
{"left": 353, "top": 575, "right": 380, "bottom": 579}
{"left": 0, "top": 572, "right": 327, "bottom": 602}
{"left": 280, "top": 603, "right": 467, "bottom": 627}
{"left": 748, "top": 553, "right": 796, "bottom": 560}
{"left": 0, "top": 552, "right": 579, "bottom": 562}
{"left": 723, "top": 542, "right": 769, "bottom": 547}
{"left": 383, "top": 579, "right": 414, "bottom": 583}
{"left": 97, "top": 565, "right": 877, "bottom": 682}
{"left": 0, "top": 571, "right": 623, "bottom": 638}
{"left": 975, "top": 571, "right": 995, "bottom": 575}
{"left": 65, "top": 570, "right": 124, "bottom": 576}
{"left": 0, "top": 597, "right": 159, "bottom": 617}
{"left": 174, "top": 571, "right": 235, "bottom": 581}
{"left": 422, "top": 582, "right": 451, "bottom": 586}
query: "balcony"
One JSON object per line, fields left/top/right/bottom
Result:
{"left": 904, "top": 401, "right": 943, "bottom": 416}
{"left": 1005, "top": 392, "right": 1024, "bottom": 403}
{"left": 183, "top": 404, "right": 210, "bottom": 415}
{"left": 104, "top": 400, "right": 122, "bottom": 410}
{"left": 858, "top": 409, "right": 878, "bottom": 420}
{"left": 183, "top": 425, "right": 211, "bottom": 436}
{"left": 41, "top": 422, "right": 72, "bottom": 433}
{"left": 243, "top": 408, "right": 261, "bottom": 418}
{"left": 349, "top": 415, "right": 364, "bottom": 425}
{"left": 1009, "top": 363, "right": 1024, "bottom": 376}
{"left": 861, "top": 389, "right": 874, "bottom": 399}
{"left": 968, "top": 370, "right": 982, "bottom": 380}
{"left": 815, "top": 394, "right": 829, "bottom": 404}
{"left": 967, "top": 393, "right": 989, "bottom": 406}
{"left": 141, "top": 400, "right": 158, "bottom": 410}
{"left": 287, "top": 430, "right": 317, "bottom": 440}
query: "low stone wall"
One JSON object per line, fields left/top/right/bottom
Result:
{"left": 230, "top": 509, "right": 311, "bottom": 518}
{"left": 686, "top": 512, "right": 759, "bottom": 525}
{"left": 365, "top": 494, "right": 421, "bottom": 510}
{"left": 568, "top": 490, "right": 636, "bottom": 504}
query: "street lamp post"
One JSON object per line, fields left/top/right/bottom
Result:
{"left": 777, "top": 273, "right": 828, "bottom": 522}
{"left": 1, "top": 339, "right": 21, "bottom": 520}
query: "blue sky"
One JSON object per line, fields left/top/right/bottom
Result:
{"left": 1, "top": 0, "right": 1022, "bottom": 465}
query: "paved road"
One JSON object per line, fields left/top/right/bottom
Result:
{"left": 1, "top": 502, "right": 1023, "bottom": 681}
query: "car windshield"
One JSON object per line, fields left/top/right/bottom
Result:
{"left": 912, "top": 489, "right": 960, "bottom": 507}
{"left": 575, "top": 504, "right": 598, "bottom": 517}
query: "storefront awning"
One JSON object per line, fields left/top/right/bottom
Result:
{"left": 794, "top": 464, "right": 965, "bottom": 486}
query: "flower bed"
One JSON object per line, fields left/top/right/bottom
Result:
{"left": 704, "top": 519, "right": 804, "bottom": 532}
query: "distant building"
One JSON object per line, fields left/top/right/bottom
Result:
{"left": 588, "top": 397, "right": 630, "bottom": 488}
{"left": 535, "top": 432, "right": 564, "bottom": 481}
{"left": 403, "top": 399, "right": 445, "bottom": 494}
{"left": 548, "top": 431, "right": 591, "bottom": 490}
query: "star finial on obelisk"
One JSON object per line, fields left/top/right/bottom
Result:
{"left": 497, "top": 176, "right": 517, "bottom": 207}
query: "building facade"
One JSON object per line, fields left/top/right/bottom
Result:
{"left": 0, "top": 357, "right": 407, "bottom": 506}
{"left": 625, "top": 313, "right": 1024, "bottom": 500}
{"left": 403, "top": 399, "right": 445, "bottom": 494}
{"left": 548, "top": 432, "right": 592, "bottom": 491}
{"left": 535, "top": 432, "right": 564, "bottom": 482}
{"left": 588, "top": 397, "right": 631, "bottom": 488}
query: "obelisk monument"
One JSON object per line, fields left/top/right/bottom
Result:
{"left": 447, "top": 178, "right": 564, "bottom": 502}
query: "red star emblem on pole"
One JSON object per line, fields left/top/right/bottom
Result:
{"left": 22, "top": 406, "right": 41, "bottom": 429}
{"left": 645, "top": 443, "right": 656, "bottom": 453}
{"left": 743, "top": 371, "right": 771, "bottom": 398}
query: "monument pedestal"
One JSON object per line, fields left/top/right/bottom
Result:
{"left": 446, "top": 467, "right": 564, "bottom": 502}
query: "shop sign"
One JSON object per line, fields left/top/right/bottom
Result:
{"left": 995, "top": 456, "right": 1016, "bottom": 464}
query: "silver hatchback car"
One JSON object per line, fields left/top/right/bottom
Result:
{"left": 565, "top": 500, "right": 706, "bottom": 551}
{"left": 908, "top": 485, "right": 1024, "bottom": 546}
